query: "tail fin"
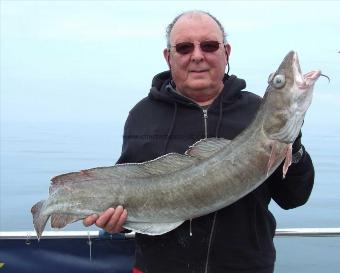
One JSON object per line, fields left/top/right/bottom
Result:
{"left": 31, "top": 200, "right": 49, "bottom": 241}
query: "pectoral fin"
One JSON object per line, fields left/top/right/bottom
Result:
{"left": 282, "top": 144, "right": 293, "bottom": 178}
{"left": 266, "top": 142, "right": 292, "bottom": 179}
{"left": 266, "top": 142, "right": 279, "bottom": 177}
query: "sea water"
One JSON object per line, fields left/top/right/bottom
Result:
{"left": 1, "top": 119, "right": 339, "bottom": 272}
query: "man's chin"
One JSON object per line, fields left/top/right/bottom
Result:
{"left": 186, "top": 81, "right": 211, "bottom": 91}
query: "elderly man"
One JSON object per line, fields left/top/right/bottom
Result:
{"left": 84, "top": 11, "right": 314, "bottom": 273}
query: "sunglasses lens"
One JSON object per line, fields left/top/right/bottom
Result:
{"left": 174, "top": 41, "right": 221, "bottom": 54}
{"left": 200, "top": 41, "right": 220, "bottom": 52}
{"left": 175, "top": 42, "right": 195, "bottom": 54}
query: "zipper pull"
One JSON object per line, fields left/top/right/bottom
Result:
{"left": 189, "top": 219, "right": 193, "bottom": 236}
{"left": 203, "top": 109, "right": 208, "bottom": 119}
{"left": 202, "top": 109, "right": 208, "bottom": 139}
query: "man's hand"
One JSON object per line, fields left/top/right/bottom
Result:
{"left": 83, "top": 206, "right": 127, "bottom": 233}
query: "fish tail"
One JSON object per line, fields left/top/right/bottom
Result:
{"left": 31, "top": 200, "right": 49, "bottom": 241}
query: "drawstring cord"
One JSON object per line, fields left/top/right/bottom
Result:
{"left": 162, "top": 91, "right": 226, "bottom": 269}
{"left": 204, "top": 97, "right": 224, "bottom": 272}
{"left": 250, "top": 193, "right": 262, "bottom": 250}
{"left": 215, "top": 94, "right": 224, "bottom": 138}
{"left": 163, "top": 102, "right": 178, "bottom": 154}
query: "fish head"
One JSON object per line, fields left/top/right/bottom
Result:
{"left": 262, "top": 51, "right": 321, "bottom": 143}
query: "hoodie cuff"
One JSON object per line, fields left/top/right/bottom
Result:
{"left": 292, "top": 145, "right": 304, "bottom": 164}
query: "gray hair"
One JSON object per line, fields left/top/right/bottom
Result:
{"left": 165, "top": 10, "right": 227, "bottom": 48}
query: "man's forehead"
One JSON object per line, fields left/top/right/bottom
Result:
{"left": 170, "top": 13, "right": 222, "bottom": 42}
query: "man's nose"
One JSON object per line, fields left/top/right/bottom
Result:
{"left": 190, "top": 45, "right": 204, "bottom": 62}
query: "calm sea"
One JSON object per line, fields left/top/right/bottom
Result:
{"left": 1, "top": 120, "right": 339, "bottom": 272}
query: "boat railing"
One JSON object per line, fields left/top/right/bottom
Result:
{"left": 1, "top": 227, "right": 340, "bottom": 239}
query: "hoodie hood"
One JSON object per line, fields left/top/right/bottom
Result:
{"left": 148, "top": 70, "right": 247, "bottom": 107}
{"left": 146, "top": 70, "right": 253, "bottom": 146}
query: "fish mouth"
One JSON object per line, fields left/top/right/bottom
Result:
{"left": 293, "top": 52, "right": 321, "bottom": 89}
{"left": 303, "top": 70, "right": 321, "bottom": 87}
{"left": 296, "top": 70, "right": 321, "bottom": 90}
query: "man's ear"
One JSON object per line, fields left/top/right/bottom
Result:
{"left": 224, "top": 43, "right": 231, "bottom": 60}
{"left": 163, "top": 48, "right": 171, "bottom": 69}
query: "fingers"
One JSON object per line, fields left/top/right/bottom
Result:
{"left": 115, "top": 208, "right": 128, "bottom": 232}
{"left": 85, "top": 206, "right": 127, "bottom": 233}
{"left": 83, "top": 214, "right": 99, "bottom": 227}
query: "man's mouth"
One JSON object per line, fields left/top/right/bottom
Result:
{"left": 189, "top": 70, "right": 208, "bottom": 73}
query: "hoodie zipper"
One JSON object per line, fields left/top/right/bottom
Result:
{"left": 201, "top": 108, "right": 217, "bottom": 273}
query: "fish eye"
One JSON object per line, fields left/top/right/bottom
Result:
{"left": 272, "top": 74, "right": 286, "bottom": 88}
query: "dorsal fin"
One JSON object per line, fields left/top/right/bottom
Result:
{"left": 50, "top": 171, "right": 93, "bottom": 194}
{"left": 185, "top": 138, "right": 231, "bottom": 159}
{"left": 50, "top": 153, "right": 199, "bottom": 194}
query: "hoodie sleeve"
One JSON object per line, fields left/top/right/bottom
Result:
{"left": 250, "top": 92, "right": 314, "bottom": 210}
{"left": 115, "top": 113, "right": 133, "bottom": 165}
{"left": 115, "top": 98, "right": 167, "bottom": 165}
{"left": 267, "top": 144, "right": 315, "bottom": 209}
{"left": 115, "top": 110, "right": 148, "bottom": 164}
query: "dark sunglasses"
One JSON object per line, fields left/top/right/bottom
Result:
{"left": 171, "top": 41, "right": 222, "bottom": 55}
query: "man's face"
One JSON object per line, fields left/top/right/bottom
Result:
{"left": 164, "top": 13, "right": 230, "bottom": 103}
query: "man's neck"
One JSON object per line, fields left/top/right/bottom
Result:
{"left": 177, "top": 89, "right": 221, "bottom": 106}
{"left": 167, "top": 83, "right": 221, "bottom": 106}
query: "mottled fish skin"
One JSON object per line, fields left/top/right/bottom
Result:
{"left": 31, "top": 51, "right": 321, "bottom": 240}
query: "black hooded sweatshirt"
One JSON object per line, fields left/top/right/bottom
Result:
{"left": 116, "top": 71, "right": 314, "bottom": 273}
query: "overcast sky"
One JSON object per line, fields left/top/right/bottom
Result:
{"left": 1, "top": 1, "right": 339, "bottom": 127}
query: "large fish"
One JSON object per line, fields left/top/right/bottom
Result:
{"left": 31, "top": 51, "right": 320, "bottom": 240}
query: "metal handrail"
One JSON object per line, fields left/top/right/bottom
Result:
{"left": 1, "top": 228, "right": 340, "bottom": 240}
{"left": 275, "top": 227, "right": 340, "bottom": 237}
